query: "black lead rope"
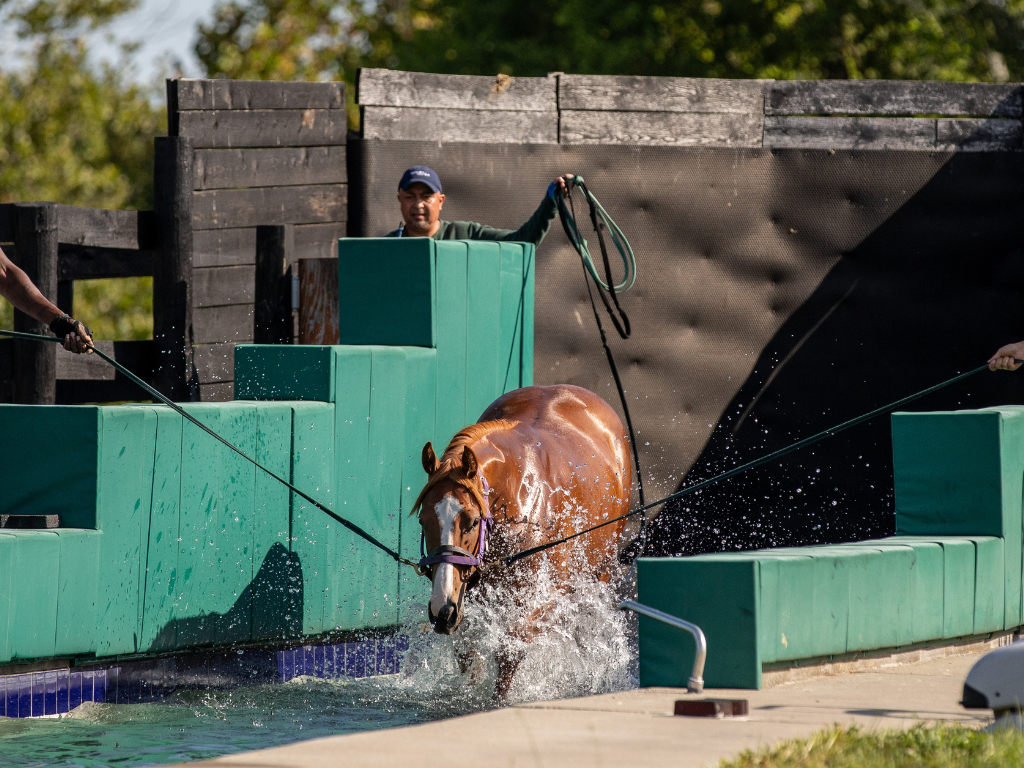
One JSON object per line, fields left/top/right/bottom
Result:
{"left": 0, "top": 329, "right": 416, "bottom": 568}
{"left": 557, "top": 179, "right": 646, "bottom": 519}
{"left": 494, "top": 361, "right": 1002, "bottom": 569}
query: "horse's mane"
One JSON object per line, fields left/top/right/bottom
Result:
{"left": 411, "top": 419, "right": 519, "bottom": 514}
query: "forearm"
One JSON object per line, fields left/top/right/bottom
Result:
{"left": 0, "top": 256, "right": 62, "bottom": 326}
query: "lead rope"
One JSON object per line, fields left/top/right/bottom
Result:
{"left": 556, "top": 177, "right": 647, "bottom": 530}
{"left": 0, "top": 329, "right": 419, "bottom": 570}
{"left": 3, "top": 335, "right": 1016, "bottom": 575}
{"left": 485, "top": 360, "right": 1010, "bottom": 572}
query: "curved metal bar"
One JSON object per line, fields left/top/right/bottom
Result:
{"left": 619, "top": 599, "right": 706, "bottom": 694}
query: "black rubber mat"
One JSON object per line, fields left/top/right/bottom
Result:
{"left": 350, "top": 141, "right": 1024, "bottom": 554}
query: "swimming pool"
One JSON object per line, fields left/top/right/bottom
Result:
{"left": 1, "top": 573, "right": 637, "bottom": 768}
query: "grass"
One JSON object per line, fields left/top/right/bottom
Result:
{"left": 722, "top": 723, "right": 1024, "bottom": 768}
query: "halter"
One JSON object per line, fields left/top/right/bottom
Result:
{"left": 418, "top": 476, "right": 494, "bottom": 574}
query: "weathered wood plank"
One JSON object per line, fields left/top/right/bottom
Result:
{"left": 295, "top": 222, "right": 344, "bottom": 260}
{"left": 56, "top": 340, "right": 116, "bottom": 380}
{"left": 53, "top": 206, "right": 156, "bottom": 249}
{"left": 767, "top": 81, "right": 1023, "bottom": 117}
{"left": 199, "top": 381, "right": 235, "bottom": 402}
{"left": 192, "top": 222, "right": 344, "bottom": 266}
{"left": 193, "top": 227, "right": 255, "bottom": 267}
{"left": 559, "top": 75, "right": 769, "bottom": 113}
{"left": 192, "top": 184, "right": 348, "bottom": 230}
{"left": 57, "top": 244, "right": 153, "bottom": 280}
{"left": 193, "top": 264, "right": 255, "bottom": 307}
{"left": 361, "top": 106, "right": 558, "bottom": 143}
{"left": 936, "top": 118, "right": 1022, "bottom": 151}
{"left": 763, "top": 116, "right": 937, "bottom": 149}
{"left": 177, "top": 109, "right": 348, "bottom": 148}
{"left": 560, "top": 110, "right": 764, "bottom": 146}
{"left": 193, "top": 146, "right": 347, "bottom": 190}
{"left": 193, "top": 342, "right": 235, "bottom": 384}
{"left": 193, "top": 303, "right": 253, "bottom": 344}
{"left": 173, "top": 79, "right": 345, "bottom": 111}
{"left": 357, "top": 69, "right": 555, "bottom": 111}
{"left": 298, "top": 257, "right": 339, "bottom": 345}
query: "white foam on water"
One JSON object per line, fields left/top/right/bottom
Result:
{"left": 357, "top": 558, "right": 638, "bottom": 715}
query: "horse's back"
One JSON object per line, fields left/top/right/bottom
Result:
{"left": 481, "top": 384, "right": 620, "bottom": 439}
{"left": 481, "top": 385, "right": 631, "bottom": 477}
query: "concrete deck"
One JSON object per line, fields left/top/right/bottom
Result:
{"left": 194, "top": 651, "right": 993, "bottom": 768}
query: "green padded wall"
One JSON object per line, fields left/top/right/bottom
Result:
{"left": 892, "top": 407, "right": 1024, "bottom": 630}
{"left": 637, "top": 555, "right": 762, "bottom": 689}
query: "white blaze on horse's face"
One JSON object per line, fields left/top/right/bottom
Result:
{"left": 429, "top": 493, "right": 463, "bottom": 616}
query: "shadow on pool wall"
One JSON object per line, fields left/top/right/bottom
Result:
{"left": 650, "top": 151, "right": 1024, "bottom": 556}
{"left": 351, "top": 144, "right": 1024, "bottom": 556}
{"left": 147, "top": 543, "right": 303, "bottom": 652}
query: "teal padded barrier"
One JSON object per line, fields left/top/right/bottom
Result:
{"left": 892, "top": 406, "right": 1024, "bottom": 629}
{"left": 0, "top": 238, "right": 535, "bottom": 665}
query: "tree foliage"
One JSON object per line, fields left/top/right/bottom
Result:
{"left": 0, "top": 0, "right": 165, "bottom": 336}
{"left": 195, "top": 0, "right": 1024, "bottom": 86}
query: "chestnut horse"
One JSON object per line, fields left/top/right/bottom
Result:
{"left": 413, "top": 384, "right": 633, "bottom": 697}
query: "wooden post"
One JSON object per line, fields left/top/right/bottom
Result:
{"left": 254, "top": 224, "right": 294, "bottom": 344}
{"left": 12, "top": 203, "right": 58, "bottom": 404}
{"left": 153, "top": 136, "right": 196, "bottom": 401}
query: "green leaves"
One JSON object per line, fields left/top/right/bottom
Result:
{"left": 192, "top": 0, "right": 1024, "bottom": 84}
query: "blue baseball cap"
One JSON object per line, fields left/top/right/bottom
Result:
{"left": 398, "top": 166, "right": 443, "bottom": 194}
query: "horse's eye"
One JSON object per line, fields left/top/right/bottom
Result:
{"left": 468, "top": 518, "right": 479, "bottom": 529}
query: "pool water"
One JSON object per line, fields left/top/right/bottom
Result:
{"left": 1, "top": 567, "right": 637, "bottom": 768}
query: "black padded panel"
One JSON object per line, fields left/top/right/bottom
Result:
{"left": 350, "top": 140, "right": 1024, "bottom": 554}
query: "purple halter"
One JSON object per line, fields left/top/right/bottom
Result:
{"left": 418, "top": 476, "right": 494, "bottom": 572}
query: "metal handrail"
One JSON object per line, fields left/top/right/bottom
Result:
{"left": 619, "top": 599, "right": 706, "bottom": 693}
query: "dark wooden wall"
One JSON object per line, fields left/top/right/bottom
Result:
{"left": 169, "top": 79, "right": 348, "bottom": 401}
{"left": 358, "top": 70, "right": 1023, "bottom": 150}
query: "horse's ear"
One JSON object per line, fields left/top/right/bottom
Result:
{"left": 422, "top": 442, "right": 440, "bottom": 475}
{"left": 461, "top": 446, "right": 479, "bottom": 479}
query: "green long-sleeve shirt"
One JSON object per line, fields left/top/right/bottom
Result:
{"left": 386, "top": 194, "right": 556, "bottom": 245}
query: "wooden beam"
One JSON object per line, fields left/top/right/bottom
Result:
{"left": 356, "top": 69, "right": 556, "bottom": 111}
{"left": 56, "top": 340, "right": 116, "bottom": 380}
{"left": 198, "top": 381, "right": 234, "bottom": 402}
{"left": 361, "top": 106, "right": 557, "bottom": 143}
{"left": 763, "top": 116, "right": 938, "bottom": 149}
{"left": 766, "top": 81, "right": 1024, "bottom": 117}
{"left": 193, "top": 264, "right": 255, "bottom": 308}
{"left": 194, "top": 146, "right": 347, "bottom": 190}
{"left": 936, "top": 118, "right": 1022, "bottom": 152}
{"left": 153, "top": 136, "right": 196, "bottom": 401}
{"left": 192, "top": 342, "right": 235, "bottom": 385}
{"left": 298, "top": 257, "right": 339, "bottom": 345}
{"left": 193, "top": 222, "right": 345, "bottom": 267}
{"left": 12, "top": 203, "right": 58, "bottom": 404}
{"left": 192, "top": 184, "right": 348, "bottom": 230}
{"left": 560, "top": 110, "right": 764, "bottom": 146}
{"left": 254, "top": 224, "right": 293, "bottom": 344}
{"left": 177, "top": 109, "right": 348, "bottom": 149}
{"left": 193, "top": 304, "right": 253, "bottom": 345}
{"left": 559, "top": 75, "right": 769, "bottom": 113}
{"left": 173, "top": 79, "right": 345, "bottom": 111}
{"left": 57, "top": 244, "right": 153, "bottom": 280}
{"left": 54, "top": 206, "right": 156, "bottom": 250}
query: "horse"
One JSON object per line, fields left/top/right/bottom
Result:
{"left": 412, "top": 384, "right": 633, "bottom": 698}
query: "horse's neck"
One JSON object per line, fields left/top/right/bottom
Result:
{"left": 474, "top": 433, "right": 526, "bottom": 522}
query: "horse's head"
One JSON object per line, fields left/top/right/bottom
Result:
{"left": 413, "top": 441, "right": 491, "bottom": 635}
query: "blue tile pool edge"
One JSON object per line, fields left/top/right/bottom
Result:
{"left": 0, "top": 634, "right": 411, "bottom": 718}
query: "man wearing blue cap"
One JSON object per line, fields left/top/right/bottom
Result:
{"left": 388, "top": 166, "right": 572, "bottom": 244}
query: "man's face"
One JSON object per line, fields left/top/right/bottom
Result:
{"left": 398, "top": 182, "right": 445, "bottom": 236}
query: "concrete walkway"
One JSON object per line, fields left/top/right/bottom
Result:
{"left": 194, "top": 651, "right": 992, "bottom": 768}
